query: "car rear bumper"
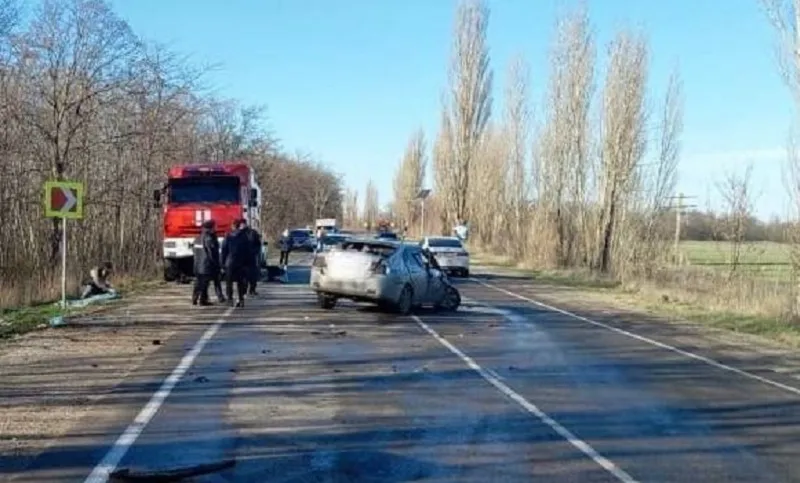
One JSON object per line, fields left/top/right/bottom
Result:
{"left": 436, "top": 256, "right": 470, "bottom": 270}
{"left": 310, "top": 271, "right": 401, "bottom": 302}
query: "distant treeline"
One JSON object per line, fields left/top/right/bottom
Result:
{"left": 667, "top": 210, "right": 791, "bottom": 243}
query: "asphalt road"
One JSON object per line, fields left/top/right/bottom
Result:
{"left": 6, "top": 258, "right": 800, "bottom": 482}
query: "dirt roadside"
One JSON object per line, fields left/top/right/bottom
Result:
{"left": 0, "top": 283, "right": 205, "bottom": 475}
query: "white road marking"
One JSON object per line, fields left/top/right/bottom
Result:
{"left": 412, "top": 315, "right": 637, "bottom": 483}
{"left": 83, "top": 306, "right": 235, "bottom": 483}
{"left": 471, "top": 277, "right": 800, "bottom": 398}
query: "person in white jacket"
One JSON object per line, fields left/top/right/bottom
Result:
{"left": 80, "top": 262, "right": 115, "bottom": 299}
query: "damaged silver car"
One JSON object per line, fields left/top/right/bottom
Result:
{"left": 309, "top": 238, "right": 461, "bottom": 314}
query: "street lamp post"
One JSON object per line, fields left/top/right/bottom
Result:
{"left": 415, "top": 188, "right": 431, "bottom": 237}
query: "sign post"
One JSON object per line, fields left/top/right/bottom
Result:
{"left": 44, "top": 180, "right": 84, "bottom": 308}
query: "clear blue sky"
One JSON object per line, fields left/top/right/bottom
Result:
{"left": 109, "top": 0, "right": 792, "bottom": 219}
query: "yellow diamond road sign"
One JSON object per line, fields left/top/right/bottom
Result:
{"left": 44, "top": 180, "right": 84, "bottom": 219}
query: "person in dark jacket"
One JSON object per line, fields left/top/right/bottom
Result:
{"left": 208, "top": 223, "right": 226, "bottom": 304}
{"left": 221, "top": 219, "right": 250, "bottom": 307}
{"left": 278, "top": 229, "right": 291, "bottom": 266}
{"left": 192, "top": 220, "right": 221, "bottom": 306}
{"left": 241, "top": 222, "right": 263, "bottom": 296}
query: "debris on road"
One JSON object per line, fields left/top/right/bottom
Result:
{"left": 109, "top": 458, "right": 236, "bottom": 482}
{"left": 152, "top": 339, "right": 161, "bottom": 345}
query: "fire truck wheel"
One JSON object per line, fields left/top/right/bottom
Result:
{"left": 163, "top": 260, "right": 180, "bottom": 282}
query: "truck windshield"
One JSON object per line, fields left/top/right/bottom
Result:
{"left": 168, "top": 176, "right": 240, "bottom": 204}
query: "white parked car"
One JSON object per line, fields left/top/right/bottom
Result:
{"left": 420, "top": 236, "right": 470, "bottom": 277}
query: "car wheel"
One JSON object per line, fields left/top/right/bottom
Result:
{"left": 318, "top": 293, "right": 337, "bottom": 310}
{"left": 437, "top": 285, "right": 461, "bottom": 312}
{"left": 163, "top": 260, "right": 179, "bottom": 282}
{"left": 462, "top": 269, "right": 469, "bottom": 278}
{"left": 395, "top": 285, "right": 413, "bottom": 315}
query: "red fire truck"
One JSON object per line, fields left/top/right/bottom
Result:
{"left": 153, "top": 162, "right": 262, "bottom": 281}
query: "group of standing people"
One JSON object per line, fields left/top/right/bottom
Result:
{"left": 192, "top": 218, "right": 262, "bottom": 308}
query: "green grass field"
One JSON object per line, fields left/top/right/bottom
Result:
{"left": 680, "top": 241, "right": 792, "bottom": 280}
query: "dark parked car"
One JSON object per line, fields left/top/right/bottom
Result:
{"left": 289, "top": 228, "right": 315, "bottom": 251}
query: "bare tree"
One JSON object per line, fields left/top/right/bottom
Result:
{"left": 762, "top": 0, "right": 800, "bottom": 314}
{"left": 342, "top": 188, "right": 360, "bottom": 229}
{"left": 363, "top": 179, "right": 379, "bottom": 231}
{"left": 639, "top": 69, "right": 683, "bottom": 267}
{"left": 0, "top": 0, "right": 345, "bottom": 307}
{"left": 469, "top": 123, "right": 507, "bottom": 247}
{"left": 433, "top": 108, "right": 456, "bottom": 234}
{"left": 761, "top": 0, "right": 800, "bottom": 106}
{"left": 15, "top": 0, "right": 141, "bottom": 262}
{"left": 443, "top": 0, "right": 493, "bottom": 226}
{"left": 596, "top": 30, "right": 649, "bottom": 274}
{"left": 392, "top": 129, "right": 426, "bottom": 234}
{"left": 717, "top": 163, "right": 755, "bottom": 273}
{"left": 502, "top": 55, "right": 530, "bottom": 254}
{"left": 537, "top": 5, "right": 596, "bottom": 267}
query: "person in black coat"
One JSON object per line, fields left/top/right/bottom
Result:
{"left": 221, "top": 219, "right": 250, "bottom": 307}
{"left": 278, "top": 229, "right": 291, "bottom": 266}
{"left": 192, "top": 220, "right": 221, "bottom": 306}
{"left": 241, "top": 222, "right": 263, "bottom": 296}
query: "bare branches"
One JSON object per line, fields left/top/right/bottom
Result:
{"left": 502, "top": 55, "right": 530, "bottom": 252}
{"left": 0, "top": 0, "right": 342, "bottom": 306}
{"left": 392, "top": 129, "right": 426, "bottom": 235}
{"left": 760, "top": 0, "right": 800, "bottom": 104}
{"left": 596, "top": 30, "right": 649, "bottom": 274}
{"left": 363, "top": 179, "right": 379, "bottom": 231}
{"left": 444, "top": 0, "right": 493, "bottom": 225}
{"left": 538, "top": 5, "right": 596, "bottom": 266}
{"left": 716, "top": 163, "right": 756, "bottom": 273}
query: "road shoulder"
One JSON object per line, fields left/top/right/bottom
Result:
{"left": 468, "top": 261, "right": 800, "bottom": 371}
{"left": 0, "top": 284, "right": 205, "bottom": 479}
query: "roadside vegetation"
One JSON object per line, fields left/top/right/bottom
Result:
{"left": 0, "top": 0, "right": 343, "bottom": 312}
{"left": 383, "top": 0, "right": 800, "bottom": 345}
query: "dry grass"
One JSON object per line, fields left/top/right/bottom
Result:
{"left": 0, "top": 271, "right": 164, "bottom": 339}
{"left": 472, "top": 248, "right": 800, "bottom": 347}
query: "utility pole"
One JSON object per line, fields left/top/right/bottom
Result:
{"left": 668, "top": 193, "right": 697, "bottom": 264}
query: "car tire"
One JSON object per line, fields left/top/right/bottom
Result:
{"left": 462, "top": 269, "right": 469, "bottom": 278}
{"left": 163, "top": 260, "right": 179, "bottom": 282}
{"left": 436, "top": 285, "right": 461, "bottom": 312}
{"left": 318, "top": 293, "right": 337, "bottom": 310}
{"left": 395, "top": 285, "right": 413, "bottom": 315}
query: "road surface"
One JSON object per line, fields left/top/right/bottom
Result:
{"left": 4, "top": 258, "right": 800, "bottom": 482}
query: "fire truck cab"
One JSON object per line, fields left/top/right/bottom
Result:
{"left": 154, "top": 162, "right": 262, "bottom": 282}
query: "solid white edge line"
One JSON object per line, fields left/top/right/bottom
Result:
{"left": 411, "top": 315, "right": 638, "bottom": 483}
{"left": 471, "top": 277, "right": 800, "bottom": 398}
{"left": 83, "top": 306, "right": 235, "bottom": 483}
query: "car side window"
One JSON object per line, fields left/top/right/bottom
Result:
{"left": 404, "top": 250, "right": 424, "bottom": 271}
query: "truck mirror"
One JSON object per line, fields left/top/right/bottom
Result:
{"left": 249, "top": 188, "right": 258, "bottom": 207}
{"left": 152, "top": 189, "right": 161, "bottom": 207}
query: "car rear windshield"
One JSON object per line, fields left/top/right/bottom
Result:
{"left": 428, "top": 238, "right": 463, "bottom": 248}
{"left": 377, "top": 232, "right": 398, "bottom": 240}
{"left": 341, "top": 241, "right": 396, "bottom": 257}
{"left": 290, "top": 230, "right": 310, "bottom": 238}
